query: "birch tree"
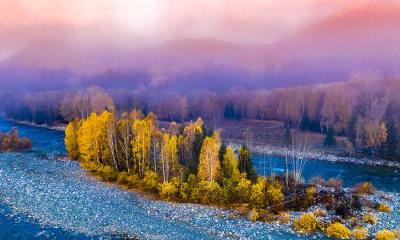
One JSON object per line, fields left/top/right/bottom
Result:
{"left": 198, "top": 137, "right": 220, "bottom": 182}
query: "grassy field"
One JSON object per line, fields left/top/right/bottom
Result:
{"left": 216, "top": 119, "right": 351, "bottom": 156}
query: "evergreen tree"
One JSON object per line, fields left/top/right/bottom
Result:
{"left": 383, "top": 120, "right": 399, "bottom": 161}
{"left": 238, "top": 145, "right": 257, "bottom": 182}
{"left": 218, "top": 142, "right": 227, "bottom": 164}
{"left": 224, "top": 101, "right": 236, "bottom": 119}
{"left": 324, "top": 128, "right": 337, "bottom": 146}
{"left": 283, "top": 124, "right": 292, "bottom": 147}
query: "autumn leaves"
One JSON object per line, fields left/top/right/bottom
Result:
{"left": 64, "top": 110, "right": 245, "bottom": 187}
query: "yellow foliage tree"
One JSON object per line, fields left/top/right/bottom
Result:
{"left": 161, "top": 133, "right": 179, "bottom": 182}
{"left": 65, "top": 119, "right": 81, "bottom": 160}
{"left": 77, "top": 112, "right": 108, "bottom": 164}
{"left": 132, "top": 119, "right": 151, "bottom": 176}
{"left": 198, "top": 137, "right": 220, "bottom": 182}
{"left": 117, "top": 112, "right": 132, "bottom": 172}
{"left": 222, "top": 147, "right": 240, "bottom": 182}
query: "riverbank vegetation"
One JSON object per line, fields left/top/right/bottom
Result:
{"left": 0, "top": 128, "right": 32, "bottom": 152}
{"left": 65, "top": 110, "right": 398, "bottom": 239}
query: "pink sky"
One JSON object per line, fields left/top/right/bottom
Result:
{"left": 1, "top": 0, "right": 399, "bottom": 81}
{"left": 1, "top": 0, "right": 366, "bottom": 45}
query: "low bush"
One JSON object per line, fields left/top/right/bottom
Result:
{"left": 310, "top": 176, "right": 325, "bottom": 186}
{"left": 335, "top": 203, "right": 352, "bottom": 219}
{"left": 277, "top": 212, "right": 290, "bottom": 224}
{"left": 265, "top": 181, "right": 284, "bottom": 212}
{"left": 326, "top": 222, "right": 351, "bottom": 239}
{"left": 250, "top": 177, "right": 266, "bottom": 207}
{"left": 377, "top": 203, "right": 392, "bottom": 213}
{"left": 395, "top": 229, "right": 400, "bottom": 239}
{"left": 236, "top": 174, "right": 251, "bottom": 203}
{"left": 117, "top": 172, "right": 129, "bottom": 185}
{"left": 99, "top": 166, "right": 118, "bottom": 182}
{"left": 363, "top": 212, "right": 377, "bottom": 225}
{"left": 81, "top": 161, "right": 100, "bottom": 174}
{"left": 293, "top": 213, "right": 318, "bottom": 234}
{"left": 247, "top": 208, "right": 259, "bottom": 222}
{"left": 191, "top": 181, "right": 222, "bottom": 204}
{"left": 352, "top": 182, "right": 374, "bottom": 195}
{"left": 313, "top": 208, "right": 326, "bottom": 217}
{"left": 326, "top": 178, "right": 343, "bottom": 188}
{"left": 142, "top": 170, "right": 159, "bottom": 192}
{"left": 126, "top": 174, "right": 141, "bottom": 188}
{"left": 305, "top": 187, "right": 317, "bottom": 203}
{"left": 258, "top": 209, "right": 275, "bottom": 222}
{"left": 159, "top": 181, "right": 179, "bottom": 201}
{"left": 351, "top": 227, "right": 368, "bottom": 240}
{"left": 375, "top": 230, "right": 395, "bottom": 240}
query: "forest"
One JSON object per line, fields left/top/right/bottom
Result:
{"left": 64, "top": 110, "right": 395, "bottom": 239}
{"left": 3, "top": 78, "right": 400, "bottom": 161}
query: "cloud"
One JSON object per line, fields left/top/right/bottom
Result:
{"left": 0, "top": 0, "right": 357, "bottom": 44}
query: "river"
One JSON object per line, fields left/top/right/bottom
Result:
{"left": 0, "top": 117, "right": 399, "bottom": 239}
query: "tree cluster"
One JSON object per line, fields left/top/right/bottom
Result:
{"left": 0, "top": 128, "right": 32, "bottom": 152}
{"left": 65, "top": 111, "right": 292, "bottom": 209}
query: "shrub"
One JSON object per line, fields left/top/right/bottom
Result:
{"left": 236, "top": 174, "right": 251, "bottom": 203}
{"left": 81, "top": 161, "right": 100, "bottom": 174}
{"left": 313, "top": 208, "right": 327, "bottom": 217}
{"left": 117, "top": 172, "right": 129, "bottom": 185}
{"left": 394, "top": 229, "right": 400, "bottom": 239}
{"left": 352, "top": 182, "right": 374, "bottom": 195}
{"left": 310, "top": 176, "right": 325, "bottom": 186}
{"left": 206, "top": 181, "right": 223, "bottom": 204}
{"left": 159, "top": 181, "right": 179, "bottom": 201}
{"left": 326, "top": 178, "right": 343, "bottom": 188}
{"left": 236, "top": 203, "right": 250, "bottom": 215}
{"left": 126, "top": 174, "right": 141, "bottom": 188}
{"left": 142, "top": 170, "right": 159, "bottom": 192}
{"left": 377, "top": 203, "right": 392, "bottom": 213}
{"left": 250, "top": 177, "right": 266, "bottom": 207}
{"left": 278, "top": 212, "right": 290, "bottom": 224}
{"left": 99, "top": 166, "right": 118, "bottom": 182}
{"left": 265, "top": 181, "right": 284, "bottom": 211}
{"left": 293, "top": 213, "right": 318, "bottom": 234}
{"left": 375, "top": 230, "right": 395, "bottom": 240}
{"left": 191, "top": 181, "right": 222, "bottom": 204}
{"left": 179, "top": 182, "right": 190, "bottom": 201}
{"left": 305, "top": 187, "right": 317, "bottom": 206}
{"left": 335, "top": 203, "right": 352, "bottom": 219}
{"left": 248, "top": 208, "right": 259, "bottom": 222}
{"left": 258, "top": 209, "right": 275, "bottom": 222}
{"left": 221, "top": 179, "right": 238, "bottom": 203}
{"left": 326, "top": 222, "right": 351, "bottom": 239}
{"left": 351, "top": 227, "right": 368, "bottom": 240}
{"left": 363, "top": 212, "right": 377, "bottom": 225}
{"left": 179, "top": 174, "right": 197, "bottom": 201}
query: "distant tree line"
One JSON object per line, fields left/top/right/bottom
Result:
{"left": 4, "top": 78, "right": 400, "bottom": 160}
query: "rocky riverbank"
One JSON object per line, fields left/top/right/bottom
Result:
{"left": 230, "top": 143, "right": 400, "bottom": 169}
{"left": 7, "top": 119, "right": 66, "bottom": 132}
